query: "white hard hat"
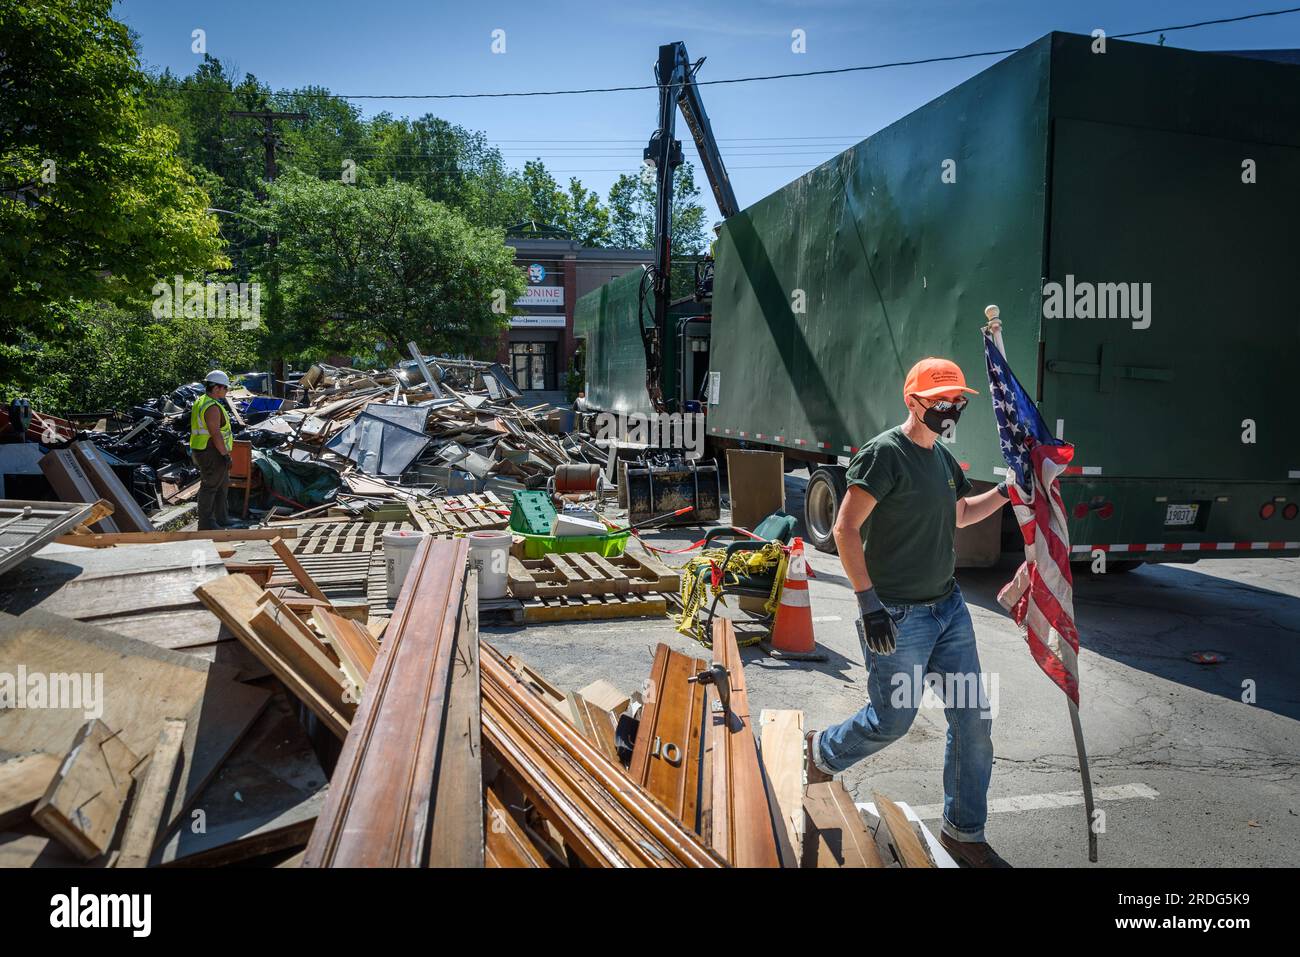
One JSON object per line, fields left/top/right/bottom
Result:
{"left": 204, "top": 370, "right": 231, "bottom": 387}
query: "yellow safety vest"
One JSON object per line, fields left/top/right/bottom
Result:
{"left": 190, "top": 394, "right": 232, "bottom": 452}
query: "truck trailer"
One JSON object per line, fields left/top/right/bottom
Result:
{"left": 574, "top": 32, "right": 1300, "bottom": 566}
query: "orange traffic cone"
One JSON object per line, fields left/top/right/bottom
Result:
{"left": 766, "top": 538, "right": 826, "bottom": 660}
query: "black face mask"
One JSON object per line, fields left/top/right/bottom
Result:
{"left": 919, "top": 405, "right": 962, "bottom": 436}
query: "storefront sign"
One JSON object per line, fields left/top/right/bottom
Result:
{"left": 509, "top": 315, "right": 566, "bottom": 328}
{"left": 514, "top": 286, "right": 564, "bottom": 306}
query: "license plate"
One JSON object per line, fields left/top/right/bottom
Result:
{"left": 1164, "top": 503, "right": 1198, "bottom": 526}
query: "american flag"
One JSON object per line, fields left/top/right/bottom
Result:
{"left": 984, "top": 329, "right": 1081, "bottom": 704}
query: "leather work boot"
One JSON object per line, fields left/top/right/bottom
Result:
{"left": 805, "top": 731, "right": 833, "bottom": 785}
{"left": 939, "top": 831, "right": 1012, "bottom": 868}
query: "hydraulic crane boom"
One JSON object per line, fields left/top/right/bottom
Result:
{"left": 640, "top": 41, "right": 737, "bottom": 412}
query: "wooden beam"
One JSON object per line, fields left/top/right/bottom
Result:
{"left": 56, "top": 527, "right": 297, "bottom": 547}
{"left": 270, "top": 536, "right": 331, "bottom": 603}
{"left": 759, "top": 708, "right": 805, "bottom": 866}
{"left": 303, "top": 539, "right": 482, "bottom": 867}
{"left": 116, "top": 718, "right": 188, "bottom": 868}
{"left": 707, "top": 618, "right": 782, "bottom": 868}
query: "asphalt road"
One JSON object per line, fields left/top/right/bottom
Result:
{"left": 486, "top": 475, "right": 1300, "bottom": 867}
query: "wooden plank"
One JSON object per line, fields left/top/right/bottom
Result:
{"left": 195, "top": 574, "right": 353, "bottom": 740}
{"left": 303, "top": 539, "right": 479, "bottom": 867}
{"left": 759, "top": 709, "right": 805, "bottom": 866}
{"left": 873, "top": 791, "right": 935, "bottom": 868}
{"left": 802, "top": 781, "right": 884, "bottom": 868}
{"left": 484, "top": 787, "right": 547, "bottom": 868}
{"left": 0, "top": 753, "right": 61, "bottom": 829}
{"left": 116, "top": 718, "right": 187, "bottom": 868}
{"left": 0, "top": 608, "right": 270, "bottom": 833}
{"left": 577, "top": 679, "right": 630, "bottom": 716}
{"left": 55, "top": 527, "right": 297, "bottom": 547}
{"left": 426, "top": 570, "right": 483, "bottom": 868}
{"left": 628, "top": 643, "right": 709, "bottom": 832}
{"left": 707, "top": 618, "right": 782, "bottom": 868}
{"left": 270, "top": 536, "right": 331, "bottom": 603}
{"left": 312, "top": 607, "right": 380, "bottom": 690}
{"left": 566, "top": 692, "right": 621, "bottom": 765}
{"left": 33, "top": 719, "right": 140, "bottom": 860}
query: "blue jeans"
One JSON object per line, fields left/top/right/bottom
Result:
{"left": 814, "top": 583, "right": 994, "bottom": 843}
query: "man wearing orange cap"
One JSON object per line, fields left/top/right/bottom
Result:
{"left": 806, "top": 356, "right": 1013, "bottom": 867}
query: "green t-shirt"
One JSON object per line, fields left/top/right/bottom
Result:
{"left": 846, "top": 425, "right": 973, "bottom": 605}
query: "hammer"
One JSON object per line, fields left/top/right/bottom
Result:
{"left": 688, "top": 664, "right": 732, "bottom": 717}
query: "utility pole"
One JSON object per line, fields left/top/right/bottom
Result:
{"left": 228, "top": 110, "right": 307, "bottom": 397}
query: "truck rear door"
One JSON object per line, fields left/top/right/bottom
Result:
{"left": 1043, "top": 118, "right": 1299, "bottom": 483}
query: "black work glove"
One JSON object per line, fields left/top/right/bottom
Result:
{"left": 995, "top": 480, "right": 1011, "bottom": 499}
{"left": 855, "top": 587, "right": 897, "bottom": 655}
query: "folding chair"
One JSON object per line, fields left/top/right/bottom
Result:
{"left": 693, "top": 511, "right": 797, "bottom": 636}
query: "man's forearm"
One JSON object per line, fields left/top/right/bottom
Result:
{"left": 833, "top": 522, "right": 874, "bottom": 592}
{"left": 957, "top": 487, "right": 1008, "bottom": 528}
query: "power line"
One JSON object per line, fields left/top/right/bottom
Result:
{"left": 157, "top": 5, "right": 1300, "bottom": 101}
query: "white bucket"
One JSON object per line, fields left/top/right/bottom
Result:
{"left": 467, "top": 530, "right": 512, "bottom": 599}
{"left": 384, "top": 530, "right": 428, "bottom": 598}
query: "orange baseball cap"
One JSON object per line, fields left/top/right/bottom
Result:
{"left": 904, "top": 357, "right": 979, "bottom": 399}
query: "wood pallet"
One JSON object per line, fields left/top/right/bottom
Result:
{"left": 292, "top": 521, "right": 414, "bottom": 555}
{"left": 414, "top": 491, "right": 509, "bottom": 532}
{"left": 507, "top": 550, "right": 679, "bottom": 599}
{"left": 520, "top": 592, "right": 666, "bottom": 623}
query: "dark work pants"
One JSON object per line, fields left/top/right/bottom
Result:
{"left": 192, "top": 445, "right": 230, "bottom": 529}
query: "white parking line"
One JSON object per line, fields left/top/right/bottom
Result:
{"left": 812, "top": 615, "right": 842, "bottom": 622}
{"left": 906, "top": 782, "right": 1159, "bottom": 820}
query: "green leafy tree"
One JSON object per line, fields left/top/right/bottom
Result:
{"left": 606, "top": 161, "right": 707, "bottom": 253}
{"left": 261, "top": 173, "right": 524, "bottom": 363}
{"left": 561, "top": 178, "right": 611, "bottom": 246}
{"left": 16, "top": 299, "right": 258, "bottom": 414}
{"left": 0, "top": 0, "right": 227, "bottom": 389}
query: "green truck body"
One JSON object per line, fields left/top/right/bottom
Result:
{"left": 575, "top": 33, "right": 1300, "bottom": 563}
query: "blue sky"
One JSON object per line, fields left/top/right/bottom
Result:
{"left": 117, "top": 0, "right": 1300, "bottom": 222}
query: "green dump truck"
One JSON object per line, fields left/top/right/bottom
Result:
{"left": 574, "top": 33, "right": 1300, "bottom": 566}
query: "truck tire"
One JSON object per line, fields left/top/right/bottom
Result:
{"left": 805, "top": 467, "right": 847, "bottom": 554}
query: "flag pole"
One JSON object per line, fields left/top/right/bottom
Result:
{"left": 983, "top": 304, "right": 1099, "bottom": 863}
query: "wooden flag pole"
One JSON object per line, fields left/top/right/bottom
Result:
{"left": 983, "top": 304, "right": 1098, "bottom": 864}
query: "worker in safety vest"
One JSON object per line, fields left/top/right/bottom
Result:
{"left": 190, "top": 370, "right": 238, "bottom": 530}
{"left": 805, "top": 357, "right": 1013, "bottom": 867}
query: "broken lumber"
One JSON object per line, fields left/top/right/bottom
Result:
{"left": 116, "top": 718, "right": 187, "bottom": 868}
{"left": 32, "top": 719, "right": 140, "bottom": 861}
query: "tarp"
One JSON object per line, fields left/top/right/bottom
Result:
{"left": 251, "top": 450, "right": 340, "bottom": 507}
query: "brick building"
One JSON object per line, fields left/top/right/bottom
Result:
{"left": 499, "top": 225, "right": 650, "bottom": 402}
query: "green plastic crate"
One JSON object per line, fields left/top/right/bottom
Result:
{"left": 508, "top": 490, "right": 556, "bottom": 536}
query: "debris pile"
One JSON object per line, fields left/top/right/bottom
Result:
{"left": 0, "top": 356, "right": 943, "bottom": 869}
